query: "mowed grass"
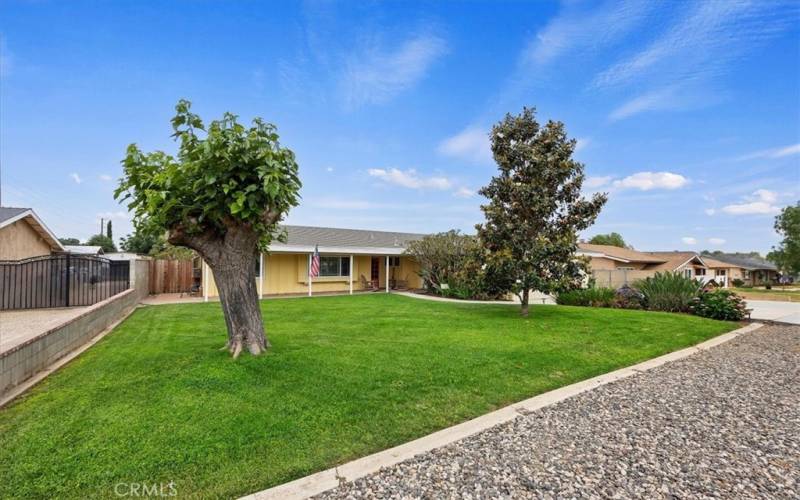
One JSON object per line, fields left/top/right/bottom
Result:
{"left": 731, "top": 287, "right": 800, "bottom": 302}
{"left": 0, "top": 294, "right": 737, "bottom": 499}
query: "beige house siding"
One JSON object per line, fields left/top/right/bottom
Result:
{"left": 0, "top": 220, "right": 53, "bottom": 260}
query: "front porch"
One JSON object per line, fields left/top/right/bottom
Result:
{"left": 199, "top": 251, "right": 422, "bottom": 300}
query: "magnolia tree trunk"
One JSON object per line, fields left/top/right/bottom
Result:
{"left": 520, "top": 288, "right": 530, "bottom": 317}
{"left": 170, "top": 223, "right": 268, "bottom": 358}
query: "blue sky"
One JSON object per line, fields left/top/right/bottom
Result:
{"left": 1, "top": 0, "right": 798, "bottom": 253}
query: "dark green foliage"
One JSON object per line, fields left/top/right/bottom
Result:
{"left": 556, "top": 287, "right": 615, "bottom": 307}
{"left": 731, "top": 278, "right": 745, "bottom": 287}
{"left": 86, "top": 234, "right": 117, "bottom": 253}
{"left": 476, "top": 107, "right": 607, "bottom": 314}
{"left": 404, "top": 231, "right": 506, "bottom": 300}
{"left": 691, "top": 289, "right": 749, "bottom": 321}
{"left": 114, "top": 99, "right": 301, "bottom": 251}
{"left": 58, "top": 237, "right": 80, "bottom": 245}
{"left": 120, "top": 229, "right": 159, "bottom": 254}
{"left": 0, "top": 294, "right": 735, "bottom": 499}
{"left": 634, "top": 272, "right": 702, "bottom": 312}
{"left": 588, "top": 232, "right": 627, "bottom": 248}
{"left": 767, "top": 202, "right": 800, "bottom": 275}
{"left": 106, "top": 220, "right": 113, "bottom": 240}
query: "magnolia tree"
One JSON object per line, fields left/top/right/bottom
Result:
{"left": 477, "top": 107, "right": 607, "bottom": 316}
{"left": 115, "top": 100, "right": 301, "bottom": 357}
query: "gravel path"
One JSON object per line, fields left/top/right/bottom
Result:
{"left": 317, "top": 325, "right": 799, "bottom": 499}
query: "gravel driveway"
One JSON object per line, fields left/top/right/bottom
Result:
{"left": 317, "top": 325, "right": 799, "bottom": 499}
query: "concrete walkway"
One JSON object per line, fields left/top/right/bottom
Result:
{"left": 746, "top": 299, "right": 800, "bottom": 324}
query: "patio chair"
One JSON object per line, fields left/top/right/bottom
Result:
{"left": 360, "top": 274, "right": 379, "bottom": 291}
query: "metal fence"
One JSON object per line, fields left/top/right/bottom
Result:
{"left": 0, "top": 254, "right": 130, "bottom": 310}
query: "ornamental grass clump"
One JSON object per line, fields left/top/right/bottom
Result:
{"left": 634, "top": 272, "right": 702, "bottom": 313}
{"left": 691, "top": 289, "right": 749, "bottom": 321}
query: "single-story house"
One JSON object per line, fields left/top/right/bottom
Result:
{"left": 200, "top": 225, "right": 425, "bottom": 299}
{"left": 578, "top": 244, "right": 717, "bottom": 286}
{"left": 0, "top": 207, "right": 64, "bottom": 260}
{"left": 63, "top": 245, "right": 105, "bottom": 255}
{"left": 702, "top": 254, "right": 779, "bottom": 286}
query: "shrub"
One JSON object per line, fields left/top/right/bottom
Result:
{"left": 691, "top": 289, "right": 749, "bottom": 321}
{"left": 731, "top": 278, "right": 745, "bottom": 287}
{"left": 614, "top": 285, "right": 644, "bottom": 309}
{"left": 556, "top": 287, "right": 615, "bottom": 307}
{"left": 634, "top": 272, "right": 702, "bottom": 313}
{"left": 765, "top": 283, "right": 772, "bottom": 290}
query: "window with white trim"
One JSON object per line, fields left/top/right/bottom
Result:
{"left": 716, "top": 269, "right": 726, "bottom": 276}
{"left": 695, "top": 268, "right": 706, "bottom": 276}
{"left": 318, "top": 256, "right": 350, "bottom": 277}
{"left": 684, "top": 268, "right": 692, "bottom": 278}
{"left": 388, "top": 256, "right": 400, "bottom": 267}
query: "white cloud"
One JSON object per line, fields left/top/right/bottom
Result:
{"left": 453, "top": 187, "right": 475, "bottom": 198}
{"left": 735, "top": 143, "right": 800, "bottom": 161}
{"left": 682, "top": 237, "right": 697, "bottom": 245}
{"left": 608, "top": 86, "right": 685, "bottom": 121}
{"left": 612, "top": 171, "right": 688, "bottom": 191}
{"left": 367, "top": 168, "right": 451, "bottom": 190}
{"left": 708, "top": 237, "right": 726, "bottom": 245}
{"left": 751, "top": 189, "right": 777, "bottom": 204}
{"left": 704, "top": 208, "right": 716, "bottom": 216}
{"left": 574, "top": 138, "right": 591, "bottom": 152}
{"left": 69, "top": 173, "right": 82, "bottom": 184}
{"left": 326, "top": 167, "right": 334, "bottom": 172}
{"left": 98, "top": 174, "right": 113, "bottom": 181}
{"left": 438, "top": 126, "right": 492, "bottom": 165}
{"left": 721, "top": 189, "right": 782, "bottom": 215}
{"left": 594, "top": 1, "right": 795, "bottom": 90}
{"left": 341, "top": 32, "right": 447, "bottom": 108}
{"left": 524, "top": 0, "right": 653, "bottom": 66}
{"left": 585, "top": 176, "right": 612, "bottom": 189}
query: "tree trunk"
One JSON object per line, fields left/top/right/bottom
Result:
{"left": 211, "top": 249, "right": 268, "bottom": 357}
{"left": 520, "top": 288, "right": 530, "bottom": 317}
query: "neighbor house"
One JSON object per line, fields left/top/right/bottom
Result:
{"left": 702, "top": 254, "right": 779, "bottom": 287}
{"left": 63, "top": 245, "right": 105, "bottom": 256}
{"left": 200, "top": 225, "right": 425, "bottom": 299}
{"left": 578, "top": 244, "right": 717, "bottom": 287}
{"left": 0, "top": 207, "right": 64, "bottom": 260}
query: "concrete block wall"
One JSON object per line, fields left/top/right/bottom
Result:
{"left": 0, "top": 259, "right": 150, "bottom": 397}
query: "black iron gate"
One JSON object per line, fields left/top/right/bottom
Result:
{"left": 0, "top": 254, "right": 130, "bottom": 310}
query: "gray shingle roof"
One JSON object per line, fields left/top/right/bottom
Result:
{"left": 703, "top": 253, "right": 778, "bottom": 271}
{"left": 276, "top": 225, "right": 426, "bottom": 249}
{"left": 0, "top": 207, "right": 31, "bottom": 225}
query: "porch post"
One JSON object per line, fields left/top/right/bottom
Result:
{"left": 203, "top": 261, "right": 209, "bottom": 302}
{"left": 258, "top": 253, "right": 263, "bottom": 299}
{"left": 385, "top": 255, "right": 389, "bottom": 293}
{"left": 349, "top": 254, "right": 354, "bottom": 295}
{"left": 308, "top": 253, "right": 312, "bottom": 297}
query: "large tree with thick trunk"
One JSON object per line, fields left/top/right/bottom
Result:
{"left": 477, "top": 107, "right": 607, "bottom": 316}
{"left": 115, "top": 100, "right": 301, "bottom": 357}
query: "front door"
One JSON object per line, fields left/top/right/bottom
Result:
{"left": 371, "top": 257, "right": 380, "bottom": 284}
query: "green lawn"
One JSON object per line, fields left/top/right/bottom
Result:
{"left": 731, "top": 287, "right": 800, "bottom": 302}
{"left": 0, "top": 294, "right": 736, "bottom": 499}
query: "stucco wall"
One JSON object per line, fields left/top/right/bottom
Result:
{"left": 0, "top": 219, "right": 53, "bottom": 260}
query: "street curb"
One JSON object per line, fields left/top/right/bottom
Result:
{"left": 241, "top": 322, "right": 764, "bottom": 500}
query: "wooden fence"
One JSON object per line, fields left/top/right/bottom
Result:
{"left": 148, "top": 259, "right": 194, "bottom": 294}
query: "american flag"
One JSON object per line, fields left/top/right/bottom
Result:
{"left": 309, "top": 245, "right": 320, "bottom": 278}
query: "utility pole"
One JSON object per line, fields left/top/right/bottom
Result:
{"left": 100, "top": 218, "right": 104, "bottom": 236}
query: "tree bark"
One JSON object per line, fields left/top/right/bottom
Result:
{"left": 520, "top": 288, "right": 530, "bottom": 317}
{"left": 168, "top": 223, "right": 268, "bottom": 357}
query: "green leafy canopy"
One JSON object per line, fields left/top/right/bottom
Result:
{"left": 114, "top": 100, "right": 302, "bottom": 249}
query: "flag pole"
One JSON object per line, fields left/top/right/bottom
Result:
{"left": 308, "top": 253, "right": 312, "bottom": 297}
